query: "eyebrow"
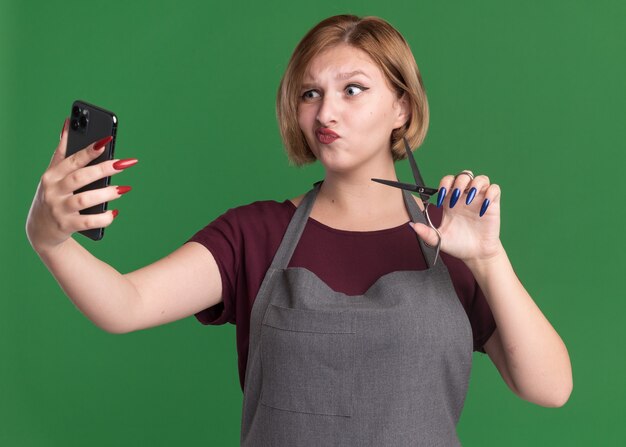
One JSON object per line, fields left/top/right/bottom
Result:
{"left": 336, "top": 70, "right": 370, "bottom": 80}
{"left": 301, "top": 70, "right": 371, "bottom": 89}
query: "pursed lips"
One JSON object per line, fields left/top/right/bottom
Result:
{"left": 315, "top": 128, "right": 340, "bottom": 144}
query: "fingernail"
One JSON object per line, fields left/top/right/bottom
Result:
{"left": 112, "top": 209, "right": 119, "bottom": 219}
{"left": 112, "top": 158, "right": 138, "bottom": 170}
{"left": 466, "top": 187, "right": 477, "bottom": 205}
{"left": 116, "top": 186, "right": 132, "bottom": 195}
{"left": 436, "top": 187, "right": 446, "bottom": 208}
{"left": 450, "top": 188, "right": 460, "bottom": 208}
{"left": 93, "top": 136, "right": 113, "bottom": 151}
{"left": 480, "top": 198, "right": 490, "bottom": 217}
{"left": 59, "top": 118, "right": 68, "bottom": 141}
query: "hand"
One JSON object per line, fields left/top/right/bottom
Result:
{"left": 410, "top": 171, "right": 503, "bottom": 265}
{"left": 25, "top": 118, "right": 137, "bottom": 254}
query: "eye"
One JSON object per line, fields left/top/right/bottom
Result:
{"left": 301, "top": 90, "right": 321, "bottom": 100}
{"left": 345, "top": 84, "right": 368, "bottom": 96}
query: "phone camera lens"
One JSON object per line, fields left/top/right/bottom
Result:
{"left": 71, "top": 119, "right": 80, "bottom": 130}
{"left": 72, "top": 106, "right": 80, "bottom": 117}
{"left": 79, "top": 116, "right": 88, "bottom": 128}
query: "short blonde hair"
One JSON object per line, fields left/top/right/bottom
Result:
{"left": 276, "top": 15, "right": 430, "bottom": 167}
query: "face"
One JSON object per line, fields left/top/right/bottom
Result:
{"left": 297, "top": 44, "right": 408, "bottom": 174}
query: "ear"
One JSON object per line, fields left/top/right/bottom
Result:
{"left": 392, "top": 93, "right": 410, "bottom": 129}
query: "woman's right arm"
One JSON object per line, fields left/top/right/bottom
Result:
{"left": 26, "top": 119, "right": 223, "bottom": 334}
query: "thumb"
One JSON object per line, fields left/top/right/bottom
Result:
{"left": 408, "top": 221, "right": 440, "bottom": 247}
{"left": 48, "top": 118, "right": 69, "bottom": 168}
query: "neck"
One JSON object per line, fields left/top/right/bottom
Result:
{"left": 317, "top": 163, "right": 410, "bottom": 219}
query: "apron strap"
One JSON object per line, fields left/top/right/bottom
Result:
{"left": 270, "top": 181, "right": 439, "bottom": 270}
{"left": 268, "top": 182, "right": 320, "bottom": 271}
{"left": 402, "top": 188, "right": 438, "bottom": 268}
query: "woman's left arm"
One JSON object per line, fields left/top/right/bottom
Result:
{"left": 467, "top": 244, "right": 573, "bottom": 408}
{"left": 410, "top": 172, "right": 573, "bottom": 407}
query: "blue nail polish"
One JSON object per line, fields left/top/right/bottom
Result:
{"left": 466, "top": 187, "right": 477, "bottom": 205}
{"left": 480, "top": 198, "right": 490, "bottom": 217}
{"left": 450, "top": 188, "right": 460, "bottom": 208}
{"left": 437, "top": 187, "right": 446, "bottom": 207}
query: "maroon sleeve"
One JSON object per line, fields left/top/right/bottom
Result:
{"left": 183, "top": 200, "right": 293, "bottom": 390}
{"left": 439, "top": 251, "right": 497, "bottom": 354}
{"left": 468, "top": 286, "right": 496, "bottom": 353}
{"left": 184, "top": 207, "right": 242, "bottom": 326}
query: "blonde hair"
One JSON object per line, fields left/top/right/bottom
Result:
{"left": 276, "top": 15, "right": 430, "bottom": 167}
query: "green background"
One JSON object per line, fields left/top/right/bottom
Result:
{"left": 2, "top": 0, "right": 623, "bottom": 444}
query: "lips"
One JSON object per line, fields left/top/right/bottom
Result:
{"left": 315, "top": 128, "right": 340, "bottom": 144}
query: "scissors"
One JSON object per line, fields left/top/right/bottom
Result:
{"left": 371, "top": 137, "right": 442, "bottom": 265}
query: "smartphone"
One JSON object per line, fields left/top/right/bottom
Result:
{"left": 66, "top": 100, "right": 118, "bottom": 241}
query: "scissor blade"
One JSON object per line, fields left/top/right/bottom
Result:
{"left": 371, "top": 178, "right": 439, "bottom": 196}
{"left": 403, "top": 137, "right": 427, "bottom": 188}
{"left": 371, "top": 178, "right": 419, "bottom": 191}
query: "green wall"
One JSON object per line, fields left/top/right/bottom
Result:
{"left": 2, "top": 0, "right": 623, "bottom": 444}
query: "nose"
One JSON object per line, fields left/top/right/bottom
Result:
{"left": 316, "top": 94, "right": 339, "bottom": 127}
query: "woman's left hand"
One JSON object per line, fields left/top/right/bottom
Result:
{"left": 410, "top": 171, "right": 504, "bottom": 265}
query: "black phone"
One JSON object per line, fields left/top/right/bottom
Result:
{"left": 66, "top": 100, "right": 118, "bottom": 241}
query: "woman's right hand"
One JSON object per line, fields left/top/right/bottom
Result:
{"left": 26, "top": 118, "right": 138, "bottom": 254}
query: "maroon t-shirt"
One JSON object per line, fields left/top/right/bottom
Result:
{"left": 186, "top": 199, "right": 497, "bottom": 391}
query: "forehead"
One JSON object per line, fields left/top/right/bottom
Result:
{"left": 303, "top": 44, "right": 383, "bottom": 81}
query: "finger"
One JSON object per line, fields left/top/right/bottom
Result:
{"left": 436, "top": 174, "right": 456, "bottom": 208}
{"left": 479, "top": 183, "right": 501, "bottom": 217}
{"left": 48, "top": 118, "right": 69, "bottom": 169}
{"left": 448, "top": 172, "right": 474, "bottom": 209}
{"left": 63, "top": 185, "right": 132, "bottom": 213}
{"left": 51, "top": 135, "right": 113, "bottom": 182}
{"left": 408, "top": 221, "right": 440, "bottom": 247}
{"left": 57, "top": 157, "right": 138, "bottom": 195}
{"left": 66, "top": 209, "right": 119, "bottom": 232}
{"left": 464, "top": 174, "right": 490, "bottom": 206}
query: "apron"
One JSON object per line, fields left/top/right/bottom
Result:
{"left": 240, "top": 181, "right": 473, "bottom": 446}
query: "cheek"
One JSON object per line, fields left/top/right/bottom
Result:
{"left": 357, "top": 106, "right": 387, "bottom": 129}
{"left": 297, "top": 106, "right": 313, "bottom": 133}
{"left": 296, "top": 107, "right": 317, "bottom": 152}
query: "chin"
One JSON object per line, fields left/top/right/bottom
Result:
{"left": 317, "top": 153, "right": 366, "bottom": 174}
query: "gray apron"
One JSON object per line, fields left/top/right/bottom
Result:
{"left": 241, "top": 182, "right": 473, "bottom": 446}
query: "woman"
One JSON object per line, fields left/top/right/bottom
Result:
{"left": 26, "top": 14, "right": 572, "bottom": 446}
